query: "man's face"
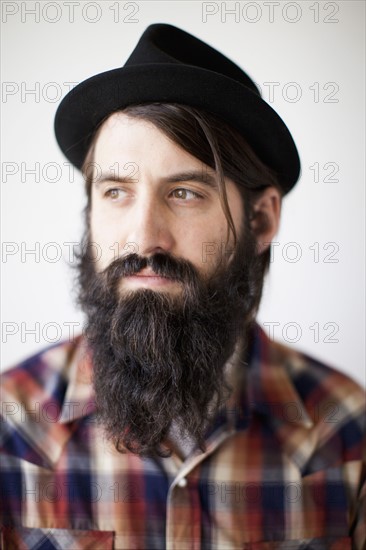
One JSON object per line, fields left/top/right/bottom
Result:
{"left": 80, "top": 111, "right": 264, "bottom": 458}
{"left": 89, "top": 112, "right": 244, "bottom": 286}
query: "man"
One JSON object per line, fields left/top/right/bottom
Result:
{"left": 1, "top": 23, "right": 365, "bottom": 550}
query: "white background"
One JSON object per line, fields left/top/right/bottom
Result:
{"left": 1, "top": 1, "right": 365, "bottom": 387}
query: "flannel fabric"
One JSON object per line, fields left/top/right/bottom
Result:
{"left": 0, "top": 324, "right": 365, "bottom": 550}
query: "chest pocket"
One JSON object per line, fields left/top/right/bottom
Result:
{"left": 242, "top": 536, "right": 352, "bottom": 549}
{"left": 1, "top": 527, "right": 114, "bottom": 549}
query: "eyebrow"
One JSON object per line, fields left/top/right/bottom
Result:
{"left": 93, "top": 170, "right": 218, "bottom": 189}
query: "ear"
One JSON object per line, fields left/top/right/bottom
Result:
{"left": 249, "top": 186, "right": 281, "bottom": 253}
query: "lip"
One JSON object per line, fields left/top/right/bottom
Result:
{"left": 124, "top": 268, "right": 175, "bottom": 287}
{"left": 132, "top": 268, "right": 167, "bottom": 277}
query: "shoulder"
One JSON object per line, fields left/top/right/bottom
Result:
{"left": 1, "top": 338, "right": 82, "bottom": 405}
{"left": 262, "top": 329, "right": 366, "bottom": 462}
{"left": 251, "top": 324, "right": 365, "bottom": 457}
{"left": 276, "top": 337, "right": 365, "bottom": 412}
{"left": 253, "top": 322, "right": 366, "bottom": 407}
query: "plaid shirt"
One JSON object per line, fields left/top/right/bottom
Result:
{"left": 1, "top": 323, "right": 365, "bottom": 550}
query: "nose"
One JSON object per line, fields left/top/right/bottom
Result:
{"left": 125, "top": 192, "right": 176, "bottom": 257}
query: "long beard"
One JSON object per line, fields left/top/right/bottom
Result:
{"left": 77, "top": 231, "right": 263, "bottom": 457}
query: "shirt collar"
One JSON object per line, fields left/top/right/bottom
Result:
{"left": 247, "top": 324, "right": 313, "bottom": 429}
{"left": 1, "top": 338, "right": 86, "bottom": 469}
{"left": 245, "top": 325, "right": 317, "bottom": 472}
{"left": 58, "top": 337, "right": 96, "bottom": 424}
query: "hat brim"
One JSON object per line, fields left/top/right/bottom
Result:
{"left": 54, "top": 64, "right": 300, "bottom": 193}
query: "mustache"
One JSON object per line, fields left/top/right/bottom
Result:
{"left": 100, "top": 251, "right": 202, "bottom": 287}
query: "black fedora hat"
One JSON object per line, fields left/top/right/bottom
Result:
{"left": 54, "top": 23, "right": 301, "bottom": 193}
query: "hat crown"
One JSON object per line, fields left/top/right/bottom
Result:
{"left": 54, "top": 23, "right": 300, "bottom": 192}
{"left": 124, "top": 24, "right": 260, "bottom": 96}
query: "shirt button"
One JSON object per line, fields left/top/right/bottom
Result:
{"left": 177, "top": 478, "right": 187, "bottom": 488}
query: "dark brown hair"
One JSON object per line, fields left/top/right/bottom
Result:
{"left": 81, "top": 103, "right": 283, "bottom": 271}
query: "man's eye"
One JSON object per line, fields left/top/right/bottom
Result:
{"left": 171, "top": 188, "right": 202, "bottom": 200}
{"left": 104, "top": 188, "right": 125, "bottom": 200}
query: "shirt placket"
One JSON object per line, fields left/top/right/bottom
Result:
{"left": 165, "top": 427, "right": 236, "bottom": 550}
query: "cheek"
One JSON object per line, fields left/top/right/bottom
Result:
{"left": 89, "top": 208, "right": 123, "bottom": 271}
{"left": 180, "top": 220, "right": 230, "bottom": 276}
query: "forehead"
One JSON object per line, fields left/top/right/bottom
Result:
{"left": 93, "top": 112, "right": 205, "bottom": 172}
